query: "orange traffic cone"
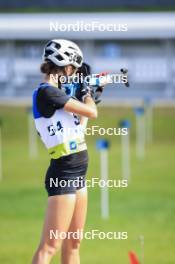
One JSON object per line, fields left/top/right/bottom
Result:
{"left": 128, "top": 251, "right": 140, "bottom": 264}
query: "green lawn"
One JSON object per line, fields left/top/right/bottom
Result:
{"left": 0, "top": 106, "right": 175, "bottom": 263}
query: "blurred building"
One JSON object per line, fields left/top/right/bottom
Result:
{"left": 0, "top": 12, "right": 175, "bottom": 104}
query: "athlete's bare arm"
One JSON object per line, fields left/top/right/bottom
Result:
{"left": 64, "top": 96, "right": 97, "bottom": 119}
{"left": 79, "top": 96, "right": 91, "bottom": 128}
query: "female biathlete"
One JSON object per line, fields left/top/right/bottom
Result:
{"left": 31, "top": 39, "right": 103, "bottom": 264}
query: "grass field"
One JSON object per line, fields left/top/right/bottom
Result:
{"left": 0, "top": 105, "right": 175, "bottom": 264}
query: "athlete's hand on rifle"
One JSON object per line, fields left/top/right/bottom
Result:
{"left": 75, "top": 84, "right": 92, "bottom": 102}
{"left": 91, "top": 86, "right": 104, "bottom": 104}
{"left": 74, "top": 62, "right": 129, "bottom": 105}
{"left": 75, "top": 83, "right": 104, "bottom": 105}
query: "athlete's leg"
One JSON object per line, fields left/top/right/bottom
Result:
{"left": 32, "top": 194, "right": 76, "bottom": 264}
{"left": 61, "top": 186, "right": 88, "bottom": 264}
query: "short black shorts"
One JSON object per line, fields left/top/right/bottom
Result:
{"left": 45, "top": 159, "right": 88, "bottom": 196}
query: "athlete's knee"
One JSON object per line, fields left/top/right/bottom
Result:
{"left": 72, "top": 238, "right": 81, "bottom": 250}
{"left": 64, "top": 237, "right": 81, "bottom": 250}
{"left": 39, "top": 240, "right": 62, "bottom": 257}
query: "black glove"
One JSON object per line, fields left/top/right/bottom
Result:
{"left": 77, "top": 63, "right": 91, "bottom": 77}
{"left": 75, "top": 62, "right": 92, "bottom": 102}
{"left": 75, "top": 84, "right": 92, "bottom": 102}
{"left": 91, "top": 86, "right": 104, "bottom": 104}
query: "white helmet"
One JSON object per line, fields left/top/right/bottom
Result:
{"left": 43, "top": 39, "right": 83, "bottom": 68}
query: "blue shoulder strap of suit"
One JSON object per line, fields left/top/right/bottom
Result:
{"left": 32, "top": 83, "right": 49, "bottom": 119}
